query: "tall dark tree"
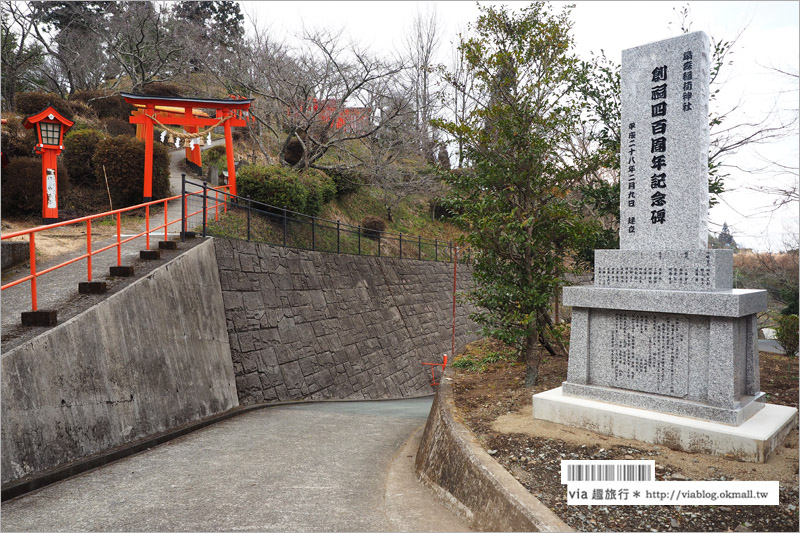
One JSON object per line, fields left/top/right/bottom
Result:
{"left": 173, "top": 0, "right": 244, "bottom": 63}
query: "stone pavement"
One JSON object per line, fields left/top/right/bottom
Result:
{"left": 1, "top": 140, "right": 222, "bottom": 335}
{"left": 0, "top": 398, "right": 472, "bottom": 532}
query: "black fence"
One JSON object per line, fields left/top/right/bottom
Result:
{"left": 181, "top": 176, "right": 468, "bottom": 263}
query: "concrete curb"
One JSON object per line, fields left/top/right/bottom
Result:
{"left": 415, "top": 368, "right": 572, "bottom": 532}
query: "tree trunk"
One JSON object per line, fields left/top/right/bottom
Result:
{"left": 524, "top": 325, "right": 540, "bottom": 387}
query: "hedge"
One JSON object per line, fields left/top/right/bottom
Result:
{"left": 102, "top": 117, "right": 136, "bottom": 137}
{"left": 71, "top": 90, "right": 134, "bottom": 120}
{"left": 776, "top": 315, "right": 799, "bottom": 357}
{"left": 237, "top": 165, "right": 337, "bottom": 217}
{"left": 15, "top": 91, "right": 75, "bottom": 120}
{"left": 64, "top": 129, "right": 105, "bottom": 185}
{"left": 300, "top": 168, "right": 337, "bottom": 216}
{"left": 0, "top": 115, "right": 38, "bottom": 158}
{"left": 93, "top": 136, "right": 170, "bottom": 208}
{"left": 238, "top": 165, "right": 310, "bottom": 215}
{"left": 1, "top": 156, "right": 69, "bottom": 216}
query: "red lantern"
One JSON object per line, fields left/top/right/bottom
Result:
{"left": 23, "top": 107, "right": 73, "bottom": 223}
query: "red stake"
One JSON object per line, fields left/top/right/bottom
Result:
{"left": 450, "top": 245, "right": 458, "bottom": 369}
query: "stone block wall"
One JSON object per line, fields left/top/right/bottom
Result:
{"left": 214, "top": 239, "right": 479, "bottom": 404}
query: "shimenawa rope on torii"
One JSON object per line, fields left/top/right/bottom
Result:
{"left": 145, "top": 113, "right": 233, "bottom": 144}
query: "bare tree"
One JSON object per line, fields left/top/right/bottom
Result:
{"left": 352, "top": 94, "right": 438, "bottom": 221}
{"left": 402, "top": 5, "right": 442, "bottom": 162}
{"left": 669, "top": 3, "right": 799, "bottom": 203}
{"left": 74, "top": 2, "right": 190, "bottom": 92}
{"left": 214, "top": 24, "right": 408, "bottom": 171}
{"left": 739, "top": 65, "right": 800, "bottom": 214}
{"left": 1, "top": 1, "right": 43, "bottom": 109}
{"left": 438, "top": 28, "right": 476, "bottom": 168}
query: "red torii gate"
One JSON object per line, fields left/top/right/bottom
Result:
{"left": 121, "top": 93, "right": 254, "bottom": 200}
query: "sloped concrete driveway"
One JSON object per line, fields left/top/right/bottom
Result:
{"left": 0, "top": 398, "right": 470, "bottom": 532}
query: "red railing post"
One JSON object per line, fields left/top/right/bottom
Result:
{"left": 164, "top": 199, "right": 168, "bottom": 242}
{"left": 146, "top": 204, "right": 151, "bottom": 249}
{"left": 116, "top": 212, "right": 122, "bottom": 266}
{"left": 87, "top": 219, "right": 93, "bottom": 282}
{"left": 30, "top": 232, "right": 38, "bottom": 311}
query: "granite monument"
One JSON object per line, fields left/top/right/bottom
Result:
{"left": 532, "top": 32, "right": 797, "bottom": 462}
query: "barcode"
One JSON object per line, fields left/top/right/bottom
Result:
{"left": 561, "top": 460, "right": 655, "bottom": 484}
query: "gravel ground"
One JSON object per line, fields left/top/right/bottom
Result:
{"left": 451, "top": 339, "right": 799, "bottom": 532}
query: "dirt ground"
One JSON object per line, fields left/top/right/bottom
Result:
{"left": 451, "top": 338, "right": 800, "bottom": 532}
{"left": 1, "top": 212, "right": 158, "bottom": 265}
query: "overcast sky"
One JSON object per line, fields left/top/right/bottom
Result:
{"left": 239, "top": 1, "right": 799, "bottom": 251}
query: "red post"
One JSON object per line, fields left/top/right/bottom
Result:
{"left": 30, "top": 233, "right": 37, "bottom": 311}
{"left": 146, "top": 204, "right": 150, "bottom": 250}
{"left": 116, "top": 212, "right": 122, "bottom": 266}
{"left": 87, "top": 219, "right": 92, "bottom": 281}
{"left": 23, "top": 106, "right": 73, "bottom": 223}
{"left": 450, "top": 245, "right": 458, "bottom": 368}
{"left": 223, "top": 111, "right": 237, "bottom": 195}
{"left": 41, "top": 150, "right": 59, "bottom": 222}
{"left": 143, "top": 104, "right": 155, "bottom": 201}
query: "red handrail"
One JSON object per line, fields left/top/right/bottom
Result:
{"left": 2, "top": 185, "right": 230, "bottom": 312}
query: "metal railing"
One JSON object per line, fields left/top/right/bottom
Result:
{"left": 183, "top": 176, "right": 468, "bottom": 263}
{"left": 1, "top": 175, "right": 465, "bottom": 314}
{"left": 1, "top": 183, "right": 231, "bottom": 312}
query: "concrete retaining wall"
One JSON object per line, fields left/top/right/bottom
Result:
{"left": 1, "top": 240, "right": 239, "bottom": 486}
{"left": 415, "top": 368, "right": 572, "bottom": 532}
{"left": 2, "top": 240, "right": 29, "bottom": 269}
{"left": 215, "top": 240, "right": 479, "bottom": 403}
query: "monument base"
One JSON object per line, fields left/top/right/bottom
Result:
{"left": 562, "top": 382, "right": 766, "bottom": 426}
{"left": 532, "top": 387, "right": 797, "bottom": 463}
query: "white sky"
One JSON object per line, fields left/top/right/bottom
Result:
{"left": 239, "top": 1, "right": 799, "bottom": 251}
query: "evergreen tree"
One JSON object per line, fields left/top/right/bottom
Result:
{"left": 436, "top": 3, "right": 602, "bottom": 385}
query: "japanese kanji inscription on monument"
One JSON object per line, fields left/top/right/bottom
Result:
{"left": 533, "top": 31, "right": 795, "bottom": 462}
{"left": 620, "top": 31, "right": 710, "bottom": 250}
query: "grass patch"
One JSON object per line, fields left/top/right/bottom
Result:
{"left": 206, "top": 187, "right": 465, "bottom": 262}
{"left": 452, "top": 338, "right": 517, "bottom": 372}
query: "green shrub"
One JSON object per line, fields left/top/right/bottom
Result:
{"left": 68, "top": 100, "right": 99, "bottom": 121}
{"left": 776, "top": 315, "right": 799, "bottom": 357}
{"left": 326, "top": 167, "right": 362, "bottom": 197}
{"left": 1, "top": 156, "right": 69, "bottom": 216}
{"left": 300, "top": 169, "right": 337, "bottom": 216}
{"left": 204, "top": 144, "right": 227, "bottom": 169}
{"left": 238, "top": 165, "right": 310, "bottom": 215}
{"left": 139, "top": 82, "right": 183, "bottom": 97}
{"left": 0, "top": 115, "right": 38, "bottom": 158}
{"left": 451, "top": 350, "right": 511, "bottom": 372}
{"left": 361, "top": 216, "right": 386, "bottom": 240}
{"left": 64, "top": 129, "right": 105, "bottom": 185}
{"left": 71, "top": 90, "right": 134, "bottom": 120}
{"left": 15, "top": 91, "right": 75, "bottom": 120}
{"left": 93, "top": 136, "right": 170, "bottom": 208}
{"left": 102, "top": 117, "right": 135, "bottom": 137}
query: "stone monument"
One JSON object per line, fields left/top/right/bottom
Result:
{"left": 531, "top": 32, "right": 797, "bottom": 462}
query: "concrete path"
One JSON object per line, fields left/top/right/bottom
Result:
{"left": 1, "top": 141, "right": 222, "bottom": 334}
{"left": 759, "top": 338, "right": 786, "bottom": 354}
{"left": 0, "top": 398, "right": 471, "bottom": 532}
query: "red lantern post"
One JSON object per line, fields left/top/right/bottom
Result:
{"left": 23, "top": 107, "right": 74, "bottom": 224}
